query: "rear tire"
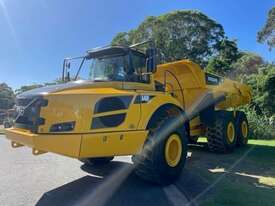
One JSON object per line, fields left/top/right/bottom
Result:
{"left": 133, "top": 110, "right": 188, "bottom": 185}
{"left": 206, "top": 111, "right": 237, "bottom": 153}
{"left": 79, "top": 157, "right": 114, "bottom": 166}
{"left": 236, "top": 111, "right": 249, "bottom": 147}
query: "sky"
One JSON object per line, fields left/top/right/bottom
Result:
{"left": 0, "top": 0, "right": 274, "bottom": 89}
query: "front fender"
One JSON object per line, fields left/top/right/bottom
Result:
{"left": 137, "top": 92, "right": 182, "bottom": 130}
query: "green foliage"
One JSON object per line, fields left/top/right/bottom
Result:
{"left": 15, "top": 84, "right": 43, "bottom": 95}
{"left": 240, "top": 64, "right": 275, "bottom": 139}
{"left": 262, "top": 66, "right": 275, "bottom": 114}
{"left": 257, "top": 7, "right": 275, "bottom": 50}
{"left": 233, "top": 52, "right": 264, "bottom": 77}
{"left": 206, "top": 39, "right": 240, "bottom": 75}
{"left": 112, "top": 32, "right": 132, "bottom": 46}
{"left": 15, "top": 79, "right": 63, "bottom": 95}
{"left": 243, "top": 64, "right": 275, "bottom": 116}
{"left": 112, "top": 10, "right": 225, "bottom": 66}
{"left": 206, "top": 58, "right": 230, "bottom": 75}
{"left": 0, "top": 83, "right": 15, "bottom": 110}
{"left": 244, "top": 64, "right": 275, "bottom": 139}
{"left": 244, "top": 108, "right": 274, "bottom": 139}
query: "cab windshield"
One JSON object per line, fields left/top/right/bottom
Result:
{"left": 68, "top": 50, "right": 149, "bottom": 83}
{"left": 89, "top": 55, "right": 129, "bottom": 81}
{"left": 87, "top": 52, "right": 148, "bottom": 83}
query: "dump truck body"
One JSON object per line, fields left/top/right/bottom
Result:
{"left": 6, "top": 60, "right": 251, "bottom": 157}
{"left": 5, "top": 44, "right": 252, "bottom": 185}
{"left": 154, "top": 60, "right": 252, "bottom": 137}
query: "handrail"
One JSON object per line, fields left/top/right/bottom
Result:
{"left": 164, "top": 70, "right": 185, "bottom": 106}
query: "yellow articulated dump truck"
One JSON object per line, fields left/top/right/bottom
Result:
{"left": 5, "top": 41, "right": 252, "bottom": 185}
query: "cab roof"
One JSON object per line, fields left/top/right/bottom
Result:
{"left": 86, "top": 46, "right": 145, "bottom": 59}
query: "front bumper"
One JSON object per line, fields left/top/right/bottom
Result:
{"left": 5, "top": 128, "right": 148, "bottom": 158}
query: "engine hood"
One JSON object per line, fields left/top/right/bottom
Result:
{"left": 17, "top": 80, "right": 123, "bottom": 99}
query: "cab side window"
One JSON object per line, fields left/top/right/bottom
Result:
{"left": 131, "top": 53, "right": 150, "bottom": 83}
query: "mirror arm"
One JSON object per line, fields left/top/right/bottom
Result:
{"left": 74, "top": 57, "right": 86, "bottom": 81}
{"left": 130, "top": 40, "right": 154, "bottom": 49}
{"left": 62, "top": 59, "right": 68, "bottom": 82}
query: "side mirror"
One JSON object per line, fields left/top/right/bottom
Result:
{"left": 146, "top": 48, "right": 157, "bottom": 73}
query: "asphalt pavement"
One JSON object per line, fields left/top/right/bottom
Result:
{"left": 0, "top": 135, "right": 207, "bottom": 206}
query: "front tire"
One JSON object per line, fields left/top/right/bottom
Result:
{"left": 133, "top": 113, "right": 188, "bottom": 185}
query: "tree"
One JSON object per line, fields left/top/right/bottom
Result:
{"left": 244, "top": 64, "right": 275, "bottom": 115}
{"left": 262, "top": 65, "right": 275, "bottom": 114}
{"left": 0, "top": 83, "right": 15, "bottom": 110}
{"left": 15, "top": 79, "right": 63, "bottom": 95}
{"left": 206, "top": 39, "right": 240, "bottom": 75}
{"left": 257, "top": 7, "right": 275, "bottom": 50}
{"left": 112, "top": 32, "right": 133, "bottom": 46}
{"left": 112, "top": 10, "right": 225, "bottom": 66}
{"left": 232, "top": 52, "right": 264, "bottom": 76}
{"left": 15, "top": 84, "right": 43, "bottom": 95}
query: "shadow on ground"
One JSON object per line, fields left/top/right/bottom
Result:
{"left": 36, "top": 160, "right": 208, "bottom": 206}
{"left": 36, "top": 142, "right": 275, "bottom": 206}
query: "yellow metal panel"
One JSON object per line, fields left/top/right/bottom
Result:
{"left": 5, "top": 128, "right": 35, "bottom": 147}
{"left": 54, "top": 87, "right": 127, "bottom": 95}
{"left": 154, "top": 60, "right": 208, "bottom": 112}
{"left": 190, "top": 128, "right": 204, "bottom": 136}
{"left": 6, "top": 128, "right": 149, "bottom": 158}
{"left": 208, "top": 79, "right": 252, "bottom": 109}
{"left": 155, "top": 60, "right": 252, "bottom": 112}
{"left": 189, "top": 117, "right": 204, "bottom": 137}
{"left": 33, "top": 134, "right": 82, "bottom": 158}
{"left": 122, "top": 81, "right": 155, "bottom": 91}
{"left": 155, "top": 60, "right": 206, "bottom": 89}
{"left": 5, "top": 128, "right": 82, "bottom": 158}
{"left": 39, "top": 91, "right": 140, "bottom": 134}
{"left": 183, "top": 88, "right": 209, "bottom": 111}
{"left": 189, "top": 116, "right": 201, "bottom": 130}
{"left": 137, "top": 92, "right": 183, "bottom": 129}
{"left": 89, "top": 101, "right": 141, "bottom": 133}
{"left": 53, "top": 81, "right": 156, "bottom": 95}
{"left": 52, "top": 82, "right": 124, "bottom": 94}
{"left": 79, "top": 130, "right": 149, "bottom": 158}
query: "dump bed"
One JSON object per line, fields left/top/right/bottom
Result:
{"left": 154, "top": 60, "right": 252, "bottom": 111}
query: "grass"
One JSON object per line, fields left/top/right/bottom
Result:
{"left": 189, "top": 138, "right": 275, "bottom": 206}
{"left": 249, "top": 139, "right": 275, "bottom": 147}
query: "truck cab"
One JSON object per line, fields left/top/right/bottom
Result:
{"left": 5, "top": 43, "right": 182, "bottom": 158}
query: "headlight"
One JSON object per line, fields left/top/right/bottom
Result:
{"left": 50, "top": 121, "right": 75, "bottom": 132}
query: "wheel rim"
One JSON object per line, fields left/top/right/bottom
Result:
{"left": 227, "top": 122, "right": 235, "bottom": 143}
{"left": 165, "top": 134, "right": 182, "bottom": 167}
{"left": 241, "top": 121, "right": 248, "bottom": 138}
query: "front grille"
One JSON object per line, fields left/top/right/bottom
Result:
{"left": 14, "top": 97, "right": 46, "bottom": 133}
